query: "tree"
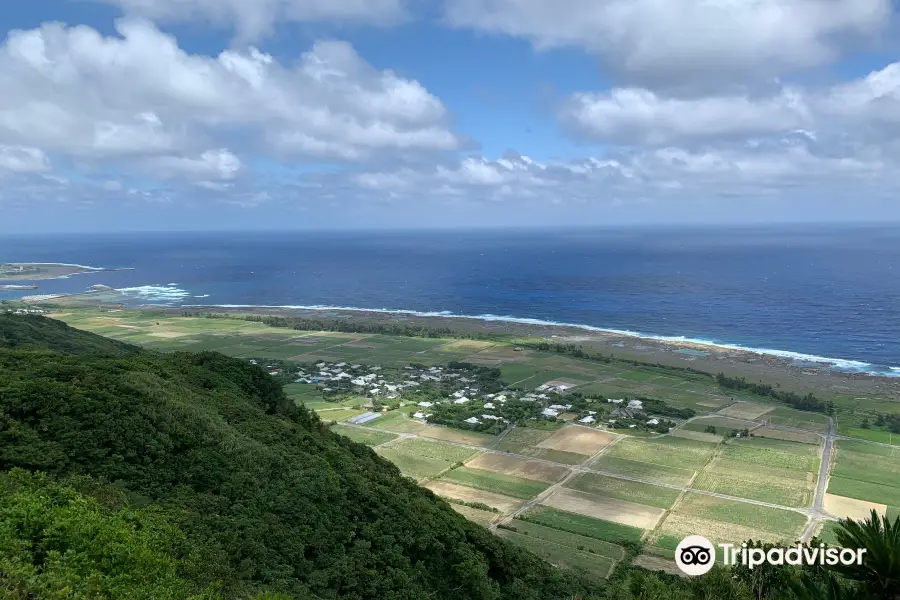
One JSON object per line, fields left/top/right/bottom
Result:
{"left": 861, "top": 418, "right": 871, "bottom": 429}
{"left": 831, "top": 510, "right": 900, "bottom": 600}
{"left": 705, "top": 425, "right": 718, "bottom": 434}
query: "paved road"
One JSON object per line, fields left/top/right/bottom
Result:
{"left": 799, "top": 417, "right": 837, "bottom": 542}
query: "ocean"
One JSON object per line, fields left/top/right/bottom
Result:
{"left": 1, "top": 225, "right": 897, "bottom": 375}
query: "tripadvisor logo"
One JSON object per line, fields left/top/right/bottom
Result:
{"left": 675, "top": 535, "right": 867, "bottom": 576}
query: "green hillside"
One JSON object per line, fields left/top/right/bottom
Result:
{"left": 0, "top": 315, "right": 596, "bottom": 600}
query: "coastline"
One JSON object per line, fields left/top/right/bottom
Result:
{"left": 0, "top": 262, "right": 132, "bottom": 282}
{"left": 193, "top": 303, "right": 898, "bottom": 377}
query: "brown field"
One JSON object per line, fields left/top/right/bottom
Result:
{"left": 823, "top": 493, "right": 887, "bottom": 521}
{"left": 147, "top": 330, "right": 188, "bottom": 338}
{"left": 657, "top": 513, "right": 787, "bottom": 545}
{"left": 542, "top": 488, "right": 665, "bottom": 529}
{"left": 717, "top": 402, "right": 775, "bottom": 420}
{"left": 671, "top": 429, "right": 722, "bottom": 443}
{"left": 425, "top": 481, "right": 523, "bottom": 513}
{"left": 537, "top": 426, "right": 617, "bottom": 455}
{"left": 419, "top": 427, "right": 493, "bottom": 446}
{"left": 465, "top": 453, "right": 570, "bottom": 483}
{"left": 450, "top": 504, "right": 499, "bottom": 526}
{"left": 753, "top": 426, "right": 821, "bottom": 445}
{"left": 696, "top": 400, "right": 728, "bottom": 408}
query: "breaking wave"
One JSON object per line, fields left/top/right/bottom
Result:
{"left": 186, "top": 303, "right": 900, "bottom": 377}
{"left": 116, "top": 284, "right": 191, "bottom": 304}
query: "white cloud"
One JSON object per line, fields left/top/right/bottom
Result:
{"left": 91, "top": 0, "right": 407, "bottom": 41}
{"left": 0, "top": 19, "right": 458, "bottom": 175}
{"left": 0, "top": 145, "right": 50, "bottom": 172}
{"left": 147, "top": 148, "right": 242, "bottom": 180}
{"left": 444, "top": 0, "right": 890, "bottom": 87}
{"left": 562, "top": 87, "right": 812, "bottom": 145}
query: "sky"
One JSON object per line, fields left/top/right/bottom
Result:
{"left": 2, "top": 0, "right": 900, "bottom": 232}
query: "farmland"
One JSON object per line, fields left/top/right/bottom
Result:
{"left": 38, "top": 306, "right": 900, "bottom": 579}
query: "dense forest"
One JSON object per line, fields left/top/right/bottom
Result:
{"left": 0, "top": 315, "right": 597, "bottom": 599}
{"left": 3, "top": 314, "right": 898, "bottom": 599}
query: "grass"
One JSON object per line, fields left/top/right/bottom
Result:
{"left": 565, "top": 473, "right": 680, "bottom": 509}
{"left": 330, "top": 425, "right": 398, "bottom": 447}
{"left": 817, "top": 521, "right": 844, "bottom": 545}
{"left": 503, "top": 519, "right": 626, "bottom": 560}
{"left": 764, "top": 407, "right": 829, "bottom": 432}
{"left": 691, "top": 460, "right": 814, "bottom": 508}
{"left": 682, "top": 417, "right": 750, "bottom": 437}
{"left": 442, "top": 467, "right": 550, "bottom": 500}
{"left": 519, "top": 506, "right": 644, "bottom": 545}
{"left": 315, "top": 409, "right": 366, "bottom": 422}
{"left": 590, "top": 455, "right": 696, "bottom": 486}
{"left": 832, "top": 445, "right": 900, "bottom": 489}
{"left": 827, "top": 477, "right": 900, "bottom": 506}
{"left": 720, "top": 438, "right": 820, "bottom": 472}
{"left": 495, "top": 529, "right": 615, "bottom": 580}
{"left": 362, "top": 410, "right": 426, "bottom": 433}
{"left": 674, "top": 493, "right": 807, "bottom": 536}
{"left": 375, "top": 439, "right": 478, "bottom": 480}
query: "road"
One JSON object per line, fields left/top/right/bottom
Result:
{"left": 799, "top": 416, "right": 837, "bottom": 542}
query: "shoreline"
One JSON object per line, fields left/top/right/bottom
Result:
{"left": 0, "top": 262, "right": 133, "bottom": 282}
{"left": 189, "top": 303, "right": 899, "bottom": 378}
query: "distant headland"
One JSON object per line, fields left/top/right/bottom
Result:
{"left": 0, "top": 263, "right": 133, "bottom": 284}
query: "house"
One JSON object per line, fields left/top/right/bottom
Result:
{"left": 483, "top": 402, "right": 495, "bottom": 409}
{"left": 549, "top": 404, "right": 572, "bottom": 411}
{"left": 579, "top": 415, "right": 596, "bottom": 424}
{"left": 513, "top": 347, "right": 523, "bottom": 351}
{"left": 417, "top": 401, "right": 434, "bottom": 408}
{"left": 482, "top": 414, "right": 502, "bottom": 420}
{"left": 413, "top": 411, "right": 426, "bottom": 419}
{"left": 607, "top": 398, "right": 624, "bottom": 404}
{"left": 335, "top": 362, "right": 347, "bottom": 367}
{"left": 627, "top": 399, "right": 644, "bottom": 410}
{"left": 249, "top": 359, "right": 257, "bottom": 365}
{"left": 464, "top": 416, "right": 480, "bottom": 424}
{"left": 542, "top": 408, "right": 559, "bottom": 417}
{"left": 646, "top": 418, "right": 660, "bottom": 425}
{"left": 454, "top": 397, "right": 470, "bottom": 404}
{"left": 612, "top": 407, "right": 637, "bottom": 419}
{"left": 351, "top": 378, "right": 367, "bottom": 386}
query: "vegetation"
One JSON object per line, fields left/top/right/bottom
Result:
{"left": 715, "top": 372, "right": 834, "bottom": 414}
{"left": 0, "top": 314, "right": 599, "bottom": 600}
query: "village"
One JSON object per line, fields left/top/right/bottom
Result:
{"left": 254, "top": 357, "right": 686, "bottom": 435}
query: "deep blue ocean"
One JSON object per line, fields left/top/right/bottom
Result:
{"left": 1, "top": 225, "right": 897, "bottom": 375}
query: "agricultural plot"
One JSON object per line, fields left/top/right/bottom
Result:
{"left": 450, "top": 504, "right": 498, "bottom": 527}
{"left": 536, "top": 426, "right": 616, "bottom": 456}
{"left": 825, "top": 440, "right": 900, "bottom": 515}
{"left": 503, "top": 519, "right": 626, "bottom": 561}
{"left": 495, "top": 529, "right": 615, "bottom": 580}
{"left": 763, "top": 406, "right": 830, "bottom": 433}
{"left": 670, "top": 430, "right": 723, "bottom": 443}
{"left": 599, "top": 436, "right": 718, "bottom": 472}
{"left": 363, "top": 410, "right": 428, "bottom": 433}
{"left": 330, "top": 424, "right": 398, "bottom": 447}
{"left": 499, "top": 363, "right": 545, "bottom": 384}
{"left": 752, "top": 426, "right": 821, "bottom": 445}
{"left": 717, "top": 402, "right": 775, "bottom": 420}
{"left": 425, "top": 480, "right": 522, "bottom": 513}
{"left": 682, "top": 416, "right": 754, "bottom": 437}
{"left": 315, "top": 409, "right": 366, "bottom": 422}
{"left": 494, "top": 427, "right": 589, "bottom": 465}
{"left": 464, "top": 453, "right": 569, "bottom": 483}
{"left": 565, "top": 473, "right": 680, "bottom": 509}
{"left": 542, "top": 488, "right": 666, "bottom": 529}
{"left": 519, "top": 506, "right": 644, "bottom": 545}
{"left": 418, "top": 426, "right": 495, "bottom": 447}
{"left": 691, "top": 437, "right": 820, "bottom": 507}
{"left": 657, "top": 494, "right": 805, "bottom": 546}
{"left": 590, "top": 455, "right": 696, "bottom": 487}
{"left": 376, "top": 439, "right": 478, "bottom": 480}
{"left": 442, "top": 467, "right": 550, "bottom": 500}
{"left": 815, "top": 520, "right": 844, "bottom": 545}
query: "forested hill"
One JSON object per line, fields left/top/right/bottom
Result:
{"left": 0, "top": 314, "right": 599, "bottom": 600}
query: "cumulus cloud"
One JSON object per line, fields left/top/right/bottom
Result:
{"left": 90, "top": 0, "right": 407, "bottom": 41}
{"left": 561, "top": 87, "right": 812, "bottom": 145}
{"left": 444, "top": 0, "right": 890, "bottom": 88}
{"left": 0, "top": 19, "right": 458, "bottom": 175}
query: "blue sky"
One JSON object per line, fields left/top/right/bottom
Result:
{"left": 1, "top": 0, "right": 899, "bottom": 232}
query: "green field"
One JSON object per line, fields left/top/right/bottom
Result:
{"left": 503, "top": 519, "right": 626, "bottom": 560}
{"left": 682, "top": 417, "right": 751, "bottom": 437}
{"left": 674, "top": 494, "right": 807, "bottom": 536}
{"left": 316, "top": 408, "right": 366, "bottom": 422}
{"left": 601, "top": 436, "right": 718, "bottom": 471}
{"left": 692, "top": 458, "right": 815, "bottom": 507}
{"left": 442, "top": 467, "right": 550, "bottom": 500}
{"left": 720, "top": 437, "right": 820, "bottom": 472}
{"left": 330, "top": 424, "right": 398, "bottom": 447}
{"left": 590, "top": 455, "right": 696, "bottom": 486}
{"left": 565, "top": 473, "right": 680, "bottom": 509}
{"left": 764, "top": 407, "right": 830, "bottom": 432}
{"left": 495, "top": 529, "right": 615, "bottom": 580}
{"left": 376, "top": 439, "right": 479, "bottom": 480}
{"left": 519, "top": 506, "right": 644, "bottom": 545}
